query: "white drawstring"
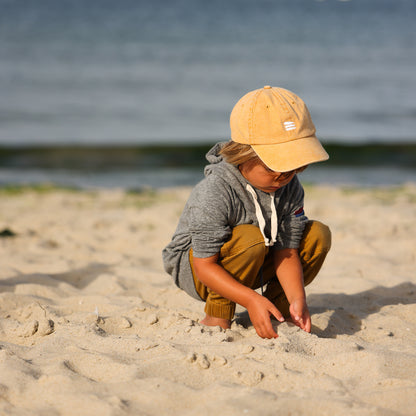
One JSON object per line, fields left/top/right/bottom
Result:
{"left": 270, "top": 191, "right": 278, "bottom": 246}
{"left": 246, "top": 184, "right": 278, "bottom": 246}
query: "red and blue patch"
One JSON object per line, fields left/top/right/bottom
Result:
{"left": 294, "top": 207, "right": 305, "bottom": 217}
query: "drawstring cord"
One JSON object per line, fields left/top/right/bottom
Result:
{"left": 245, "top": 184, "right": 278, "bottom": 246}
{"left": 246, "top": 184, "right": 279, "bottom": 295}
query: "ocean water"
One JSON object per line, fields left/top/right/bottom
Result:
{"left": 0, "top": 0, "right": 415, "bottom": 187}
{"left": 1, "top": 0, "right": 416, "bottom": 145}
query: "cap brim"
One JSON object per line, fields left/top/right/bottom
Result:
{"left": 251, "top": 135, "right": 329, "bottom": 172}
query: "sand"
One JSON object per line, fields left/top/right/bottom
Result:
{"left": 0, "top": 183, "right": 415, "bottom": 416}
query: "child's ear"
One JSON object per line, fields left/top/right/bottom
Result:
{"left": 239, "top": 160, "right": 255, "bottom": 174}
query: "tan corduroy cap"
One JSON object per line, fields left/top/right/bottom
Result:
{"left": 230, "top": 85, "right": 329, "bottom": 172}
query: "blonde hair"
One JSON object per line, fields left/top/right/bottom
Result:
{"left": 219, "top": 141, "right": 261, "bottom": 166}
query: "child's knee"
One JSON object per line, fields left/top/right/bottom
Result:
{"left": 302, "top": 220, "right": 331, "bottom": 256}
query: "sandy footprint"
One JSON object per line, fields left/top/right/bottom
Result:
{"left": 234, "top": 369, "right": 264, "bottom": 386}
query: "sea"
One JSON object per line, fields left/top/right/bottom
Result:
{"left": 0, "top": 0, "right": 415, "bottom": 189}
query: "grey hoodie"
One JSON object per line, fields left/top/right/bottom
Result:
{"left": 162, "top": 142, "right": 308, "bottom": 299}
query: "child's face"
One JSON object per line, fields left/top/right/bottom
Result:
{"left": 239, "top": 160, "right": 299, "bottom": 193}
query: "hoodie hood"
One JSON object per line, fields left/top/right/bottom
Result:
{"left": 204, "top": 141, "right": 228, "bottom": 177}
{"left": 205, "top": 142, "right": 225, "bottom": 165}
{"left": 203, "top": 142, "right": 246, "bottom": 188}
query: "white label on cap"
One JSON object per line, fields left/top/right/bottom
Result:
{"left": 284, "top": 121, "right": 296, "bottom": 131}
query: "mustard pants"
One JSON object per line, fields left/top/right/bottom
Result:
{"left": 190, "top": 221, "right": 331, "bottom": 320}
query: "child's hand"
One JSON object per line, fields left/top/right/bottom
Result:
{"left": 246, "top": 294, "right": 285, "bottom": 339}
{"left": 289, "top": 298, "right": 311, "bottom": 333}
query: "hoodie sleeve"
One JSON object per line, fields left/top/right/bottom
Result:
{"left": 187, "top": 176, "right": 235, "bottom": 258}
{"left": 275, "top": 176, "right": 308, "bottom": 250}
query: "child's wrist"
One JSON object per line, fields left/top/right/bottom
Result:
{"left": 289, "top": 295, "right": 307, "bottom": 305}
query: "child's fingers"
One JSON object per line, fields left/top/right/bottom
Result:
{"left": 303, "top": 316, "right": 312, "bottom": 333}
{"left": 269, "top": 305, "right": 285, "bottom": 323}
{"left": 257, "top": 319, "right": 278, "bottom": 339}
{"left": 266, "top": 324, "right": 278, "bottom": 339}
{"left": 293, "top": 312, "right": 311, "bottom": 333}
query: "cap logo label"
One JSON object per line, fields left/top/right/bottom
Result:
{"left": 284, "top": 121, "right": 296, "bottom": 131}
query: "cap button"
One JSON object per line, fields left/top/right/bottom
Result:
{"left": 263, "top": 85, "right": 272, "bottom": 89}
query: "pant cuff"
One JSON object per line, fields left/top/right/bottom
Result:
{"left": 204, "top": 301, "right": 236, "bottom": 320}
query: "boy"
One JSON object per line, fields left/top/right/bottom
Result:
{"left": 163, "top": 86, "right": 331, "bottom": 339}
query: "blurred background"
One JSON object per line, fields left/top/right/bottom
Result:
{"left": 0, "top": 0, "right": 415, "bottom": 189}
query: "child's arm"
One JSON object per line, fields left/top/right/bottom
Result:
{"left": 193, "top": 254, "right": 284, "bottom": 339}
{"left": 273, "top": 248, "right": 311, "bottom": 333}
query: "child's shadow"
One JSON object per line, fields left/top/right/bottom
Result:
{"left": 235, "top": 282, "right": 416, "bottom": 338}
{"left": 0, "top": 263, "right": 114, "bottom": 292}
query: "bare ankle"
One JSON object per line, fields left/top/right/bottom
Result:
{"left": 200, "top": 314, "right": 231, "bottom": 330}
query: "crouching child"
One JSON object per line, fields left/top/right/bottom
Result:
{"left": 163, "top": 86, "right": 331, "bottom": 339}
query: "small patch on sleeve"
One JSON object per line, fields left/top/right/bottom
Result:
{"left": 294, "top": 207, "right": 304, "bottom": 217}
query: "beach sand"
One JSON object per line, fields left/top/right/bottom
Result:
{"left": 0, "top": 184, "right": 415, "bottom": 415}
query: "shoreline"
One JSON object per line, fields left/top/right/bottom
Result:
{"left": 1, "top": 185, "right": 415, "bottom": 415}
{"left": 1, "top": 181, "right": 415, "bottom": 194}
{"left": 1, "top": 165, "right": 415, "bottom": 190}
{"left": 1, "top": 142, "right": 416, "bottom": 169}
{"left": 1, "top": 142, "right": 415, "bottom": 190}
